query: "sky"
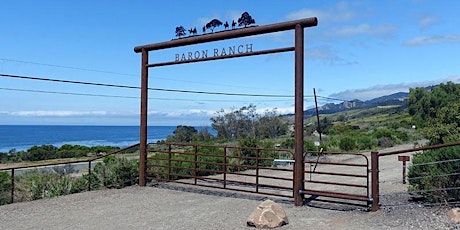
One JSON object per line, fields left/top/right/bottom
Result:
{"left": 0, "top": 0, "right": 459, "bottom": 126}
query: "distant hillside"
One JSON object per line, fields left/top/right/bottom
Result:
{"left": 302, "top": 91, "right": 409, "bottom": 118}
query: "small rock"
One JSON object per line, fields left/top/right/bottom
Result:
{"left": 447, "top": 208, "right": 460, "bottom": 224}
{"left": 247, "top": 199, "right": 289, "bottom": 228}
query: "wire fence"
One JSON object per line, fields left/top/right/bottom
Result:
{"left": 377, "top": 144, "right": 460, "bottom": 209}
{"left": 0, "top": 144, "right": 140, "bottom": 206}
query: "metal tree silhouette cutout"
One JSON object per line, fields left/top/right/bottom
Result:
{"left": 238, "top": 12, "right": 255, "bottom": 27}
{"left": 205, "top": 19, "right": 223, "bottom": 32}
{"left": 175, "top": 26, "right": 186, "bottom": 38}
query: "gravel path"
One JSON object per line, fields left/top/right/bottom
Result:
{"left": 0, "top": 185, "right": 458, "bottom": 229}
{"left": 1, "top": 142, "right": 459, "bottom": 229}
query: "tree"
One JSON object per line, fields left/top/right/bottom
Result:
{"left": 167, "top": 125, "right": 197, "bottom": 143}
{"left": 256, "top": 108, "right": 288, "bottom": 138}
{"left": 175, "top": 26, "right": 186, "bottom": 38}
{"left": 408, "top": 82, "right": 460, "bottom": 144}
{"left": 193, "top": 127, "right": 214, "bottom": 142}
{"left": 24, "top": 145, "right": 58, "bottom": 161}
{"left": 238, "top": 12, "right": 255, "bottom": 27}
{"left": 210, "top": 105, "right": 258, "bottom": 140}
{"left": 205, "top": 19, "right": 223, "bottom": 32}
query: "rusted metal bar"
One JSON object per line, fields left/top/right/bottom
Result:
{"left": 0, "top": 145, "right": 140, "bottom": 170}
{"left": 303, "top": 160, "right": 368, "bottom": 167}
{"left": 257, "top": 174, "right": 293, "bottom": 181}
{"left": 307, "top": 171, "right": 368, "bottom": 178}
{"left": 302, "top": 189, "right": 370, "bottom": 202}
{"left": 139, "top": 49, "right": 148, "bottom": 187}
{"left": 88, "top": 161, "right": 92, "bottom": 191}
{"left": 194, "top": 177, "right": 292, "bottom": 192}
{"left": 168, "top": 144, "right": 172, "bottom": 181}
{"left": 371, "top": 151, "right": 380, "bottom": 211}
{"left": 148, "top": 47, "right": 294, "bottom": 67}
{"left": 11, "top": 168, "right": 14, "bottom": 204}
{"left": 398, "top": 155, "right": 410, "bottom": 184}
{"left": 379, "top": 141, "right": 460, "bottom": 156}
{"left": 194, "top": 145, "right": 198, "bottom": 185}
{"left": 306, "top": 179, "right": 367, "bottom": 188}
{"left": 175, "top": 181, "right": 294, "bottom": 199}
{"left": 134, "top": 17, "right": 318, "bottom": 52}
{"left": 305, "top": 197, "right": 370, "bottom": 208}
{"left": 223, "top": 147, "right": 227, "bottom": 189}
{"left": 256, "top": 149, "right": 260, "bottom": 193}
{"left": 294, "top": 23, "right": 305, "bottom": 206}
{"left": 313, "top": 88, "right": 322, "bottom": 143}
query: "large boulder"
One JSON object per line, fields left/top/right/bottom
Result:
{"left": 448, "top": 208, "right": 460, "bottom": 224}
{"left": 247, "top": 199, "right": 289, "bottom": 228}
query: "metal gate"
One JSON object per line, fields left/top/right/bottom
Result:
{"left": 147, "top": 143, "right": 294, "bottom": 199}
{"left": 302, "top": 151, "right": 372, "bottom": 208}
{"left": 147, "top": 143, "right": 372, "bottom": 208}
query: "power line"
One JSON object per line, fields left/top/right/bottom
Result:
{"left": 316, "top": 95, "right": 350, "bottom": 102}
{"left": 0, "top": 87, "right": 295, "bottom": 102}
{"left": 0, "top": 58, "right": 135, "bottom": 77}
{"left": 0, "top": 73, "right": 352, "bottom": 103}
{"left": 0, "top": 87, "right": 138, "bottom": 99}
{"left": 0, "top": 73, "right": 294, "bottom": 98}
{"left": 0, "top": 57, "right": 291, "bottom": 92}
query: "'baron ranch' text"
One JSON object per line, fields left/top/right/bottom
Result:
{"left": 175, "top": 44, "right": 253, "bottom": 62}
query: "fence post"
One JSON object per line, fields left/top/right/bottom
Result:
{"left": 168, "top": 144, "right": 172, "bottom": 181}
{"left": 194, "top": 145, "right": 198, "bottom": 185}
{"left": 256, "top": 149, "right": 260, "bottom": 193}
{"left": 223, "top": 147, "right": 227, "bottom": 189}
{"left": 371, "top": 151, "right": 380, "bottom": 211}
{"left": 10, "top": 168, "right": 14, "bottom": 204}
{"left": 293, "top": 23, "right": 305, "bottom": 207}
{"left": 88, "top": 161, "right": 92, "bottom": 191}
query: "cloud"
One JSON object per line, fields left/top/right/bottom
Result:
{"left": 306, "top": 46, "right": 357, "bottom": 65}
{"left": 404, "top": 35, "right": 460, "bottom": 46}
{"left": 334, "top": 23, "right": 397, "bottom": 39}
{"left": 148, "top": 109, "right": 215, "bottom": 118}
{"left": 9, "top": 110, "right": 110, "bottom": 117}
{"left": 259, "top": 106, "right": 294, "bottom": 115}
{"left": 286, "top": 1, "right": 354, "bottom": 22}
{"left": 418, "top": 15, "right": 438, "bottom": 29}
{"left": 329, "top": 76, "right": 460, "bottom": 101}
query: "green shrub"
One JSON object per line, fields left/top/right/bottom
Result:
{"left": 378, "top": 137, "right": 394, "bottom": 148}
{"left": 93, "top": 156, "right": 138, "bottom": 189}
{"left": 355, "top": 135, "right": 377, "bottom": 150}
{"left": 339, "top": 136, "right": 357, "bottom": 151}
{"left": 0, "top": 171, "right": 11, "bottom": 205}
{"left": 304, "top": 140, "right": 317, "bottom": 152}
{"left": 281, "top": 138, "right": 295, "bottom": 149}
{"left": 408, "top": 146, "right": 460, "bottom": 202}
{"left": 15, "top": 170, "right": 87, "bottom": 201}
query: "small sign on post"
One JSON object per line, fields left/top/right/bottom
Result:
{"left": 398, "top": 155, "right": 410, "bottom": 184}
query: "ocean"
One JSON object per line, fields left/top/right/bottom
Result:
{"left": 0, "top": 125, "right": 209, "bottom": 153}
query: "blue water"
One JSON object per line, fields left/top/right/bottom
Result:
{"left": 0, "top": 125, "right": 209, "bottom": 153}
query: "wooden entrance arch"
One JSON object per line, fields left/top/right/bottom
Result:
{"left": 134, "top": 17, "right": 318, "bottom": 206}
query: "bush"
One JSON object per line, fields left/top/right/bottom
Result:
{"left": 339, "top": 136, "right": 357, "bottom": 151}
{"left": 281, "top": 138, "right": 295, "bottom": 149}
{"left": 0, "top": 171, "right": 11, "bottom": 205}
{"left": 15, "top": 170, "right": 87, "bottom": 201}
{"left": 93, "top": 156, "right": 138, "bottom": 189}
{"left": 408, "top": 146, "right": 460, "bottom": 203}
{"left": 238, "top": 137, "right": 259, "bottom": 166}
{"left": 304, "top": 140, "right": 317, "bottom": 152}
{"left": 377, "top": 137, "right": 395, "bottom": 148}
{"left": 355, "top": 135, "right": 377, "bottom": 150}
